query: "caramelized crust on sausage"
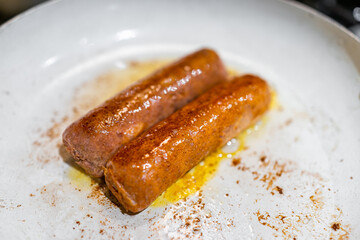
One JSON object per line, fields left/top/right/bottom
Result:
{"left": 104, "top": 75, "right": 271, "bottom": 213}
{"left": 62, "top": 49, "right": 227, "bottom": 177}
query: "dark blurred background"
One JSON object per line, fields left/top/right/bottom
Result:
{"left": 297, "top": 0, "right": 360, "bottom": 36}
{"left": 0, "top": 0, "right": 359, "bottom": 37}
{"left": 0, "top": 0, "right": 44, "bottom": 23}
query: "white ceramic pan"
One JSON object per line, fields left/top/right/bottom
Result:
{"left": 0, "top": 0, "right": 359, "bottom": 239}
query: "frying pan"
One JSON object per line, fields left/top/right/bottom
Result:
{"left": 0, "top": 0, "right": 359, "bottom": 238}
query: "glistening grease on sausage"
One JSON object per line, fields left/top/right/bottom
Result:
{"left": 104, "top": 75, "right": 271, "bottom": 213}
{"left": 62, "top": 49, "right": 227, "bottom": 177}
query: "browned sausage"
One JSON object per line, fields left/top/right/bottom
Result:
{"left": 62, "top": 49, "right": 227, "bottom": 177}
{"left": 104, "top": 75, "right": 271, "bottom": 213}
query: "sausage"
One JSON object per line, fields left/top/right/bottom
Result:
{"left": 62, "top": 48, "right": 227, "bottom": 177}
{"left": 104, "top": 75, "right": 271, "bottom": 213}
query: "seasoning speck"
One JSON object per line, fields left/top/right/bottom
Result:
{"left": 274, "top": 186, "right": 283, "bottom": 195}
{"left": 331, "top": 222, "right": 340, "bottom": 231}
{"left": 231, "top": 158, "right": 241, "bottom": 166}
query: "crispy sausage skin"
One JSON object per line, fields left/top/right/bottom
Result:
{"left": 104, "top": 75, "right": 271, "bottom": 213}
{"left": 62, "top": 49, "right": 227, "bottom": 177}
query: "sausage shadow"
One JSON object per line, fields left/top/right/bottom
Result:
{"left": 58, "top": 144, "right": 138, "bottom": 216}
